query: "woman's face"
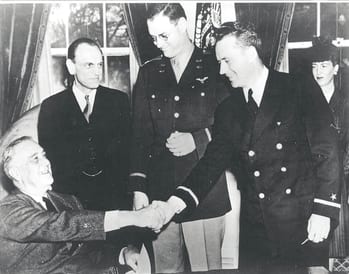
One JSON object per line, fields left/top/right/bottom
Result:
{"left": 312, "top": 60, "right": 339, "bottom": 88}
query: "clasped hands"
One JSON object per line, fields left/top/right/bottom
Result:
{"left": 133, "top": 192, "right": 177, "bottom": 233}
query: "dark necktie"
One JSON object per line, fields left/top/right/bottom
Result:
{"left": 83, "top": 95, "right": 91, "bottom": 122}
{"left": 43, "top": 197, "right": 56, "bottom": 212}
{"left": 247, "top": 89, "right": 258, "bottom": 117}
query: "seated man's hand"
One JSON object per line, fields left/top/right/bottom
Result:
{"left": 307, "top": 213, "right": 331, "bottom": 243}
{"left": 123, "top": 245, "right": 139, "bottom": 273}
{"left": 135, "top": 205, "right": 164, "bottom": 232}
{"left": 150, "top": 200, "right": 177, "bottom": 227}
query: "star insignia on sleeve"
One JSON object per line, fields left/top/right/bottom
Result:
{"left": 330, "top": 193, "right": 337, "bottom": 201}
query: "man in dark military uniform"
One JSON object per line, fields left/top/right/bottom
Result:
{"left": 152, "top": 21, "right": 341, "bottom": 272}
{"left": 129, "top": 3, "right": 231, "bottom": 273}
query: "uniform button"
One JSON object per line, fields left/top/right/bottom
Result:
{"left": 158, "top": 108, "right": 161, "bottom": 112}
{"left": 281, "top": 166, "right": 287, "bottom": 172}
{"left": 174, "top": 112, "right": 180, "bottom": 118}
{"left": 200, "top": 92, "right": 205, "bottom": 96}
{"left": 248, "top": 150, "right": 255, "bottom": 157}
{"left": 88, "top": 137, "right": 92, "bottom": 142}
{"left": 254, "top": 170, "right": 260, "bottom": 177}
{"left": 276, "top": 121, "right": 281, "bottom": 126}
{"left": 285, "top": 188, "right": 292, "bottom": 195}
{"left": 151, "top": 94, "right": 156, "bottom": 99}
{"left": 174, "top": 95, "right": 180, "bottom": 101}
{"left": 191, "top": 85, "right": 195, "bottom": 89}
{"left": 258, "top": 193, "right": 265, "bottom": 199}
{"left": 276, "top": 143, "right": 283, "bottom": 150}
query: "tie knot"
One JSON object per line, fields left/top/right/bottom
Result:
{"left": 248, "top": 88, "right": 253, "bottom": 98}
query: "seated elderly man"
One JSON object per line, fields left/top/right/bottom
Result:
{"left": 0, "top": 136, "right": 162, "bottom": 274}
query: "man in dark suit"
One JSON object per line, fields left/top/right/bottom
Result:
{"left": 151, "top": 21, "right": 341, "bottom": 270}
{"left": 38, "top": 38, "right": 131, "bottom": 211}
{"left": 0, "top": 136, "right": 163, "bottom": 274}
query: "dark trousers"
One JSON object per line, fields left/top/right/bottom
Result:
{"left": 239, "top": 219, "right": 329, "bottom": 273}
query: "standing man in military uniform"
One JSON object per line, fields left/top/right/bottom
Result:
{"left": 129, "top": 3, "right": 231, "bottom": 273}
{"left": 151, "top": 21, "right": 341, "bottom": 271}
{"left": 38, "top": 38, "right": 131, "bottom": 212}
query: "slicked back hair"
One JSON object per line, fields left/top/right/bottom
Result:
{"left": 146, "top": 3, "right": 186, "bottom": 23}
{"left": 215, "top": 21, "right": 262, "bottom": 58}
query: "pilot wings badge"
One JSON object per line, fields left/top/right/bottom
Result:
{"left": 196, "top": 76, "right": 209, "bottom": 84}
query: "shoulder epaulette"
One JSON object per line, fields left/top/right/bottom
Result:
{"left": 141, "top": 55, "right": 163, "bottom": 67}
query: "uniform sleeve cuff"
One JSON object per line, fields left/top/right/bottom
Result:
{"left": 313, "top": 198, "right": 340, "bottom": 221}
{"left": 129, "top": 174, "right": 147, "bottom": 193}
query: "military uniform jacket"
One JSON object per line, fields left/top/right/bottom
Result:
{"left": 174, "top": 70, "right": 341, "bottom": 243}
{"left": 129, "top": 47, "right": 231, "bottom": 220}
{"left": 0, "top": 190, "right": 118, "bottom": 274}
{"left": 38, "top": 86, "right": 131, "bottom": 211}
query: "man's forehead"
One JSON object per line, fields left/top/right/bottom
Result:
{"left": 312, "top": 60, "right": 332, "bottom": 64}
{"left": 74, "top": 43, "right": 102, "bottom": 60}
{"left": 147, "top": 15, "right": 175, "bottom": 34}
{"left": 13, "top": 140, "right": 42, "bottom": 162}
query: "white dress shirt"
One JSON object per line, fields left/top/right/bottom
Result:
{"left": 242, "top": 66, "right": 269, "bottom": 107}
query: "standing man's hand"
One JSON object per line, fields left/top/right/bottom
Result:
{"left": 307, "top": 214, "right": 331, "bottom": 243}
{"left": 166, "top": 131, "right": 196, "bottom": 157}
{"left": 133, "top": 191, "right": 149, "bottom": 210}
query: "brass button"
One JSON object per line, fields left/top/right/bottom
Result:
{"left": 285, "top": 188, "right": 292, "bottom": 195}
{"left": 174, "top": 95, "right": 180, "bottom": 101}
{"left": 200, "top": 92, "right": 205, "bottom": 96}
{"left": 151, "top": 94, "right": 156, "bottom": 99}
{"left": 258, "top": 193, "right": 265, "bottom": 199}
{"left": 248, "top": 150, "right": 255, "bottom": 157}
{"left": 276, "top": 143, "right": 283, "bottom": 150}
{"left": 281, "top": 166, "right": 287, "bottom": 172}
{"left": 174, "top": 112, "right": 180, "bottom": 118}
{"left": 254, "top": 170, "right": 260, "bottom": 177}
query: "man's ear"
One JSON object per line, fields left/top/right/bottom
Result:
{"left": 8, "top": 167, "right": 20, "bottom": 182}
{"left": 246, "top": 46, "right": 258, "bottom": 62}
{"left": 177, "top": 17, "right": 187, "bottom": 33}
{"left": 66, "top": 59, "right": 76, "bottom": 75}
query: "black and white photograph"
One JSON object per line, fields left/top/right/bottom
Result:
{"left": 1, "top": 1, "right": 349, "bottom": 273}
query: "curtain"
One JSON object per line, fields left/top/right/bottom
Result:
{"left": 0, "top": 3, "right": 50, "bottom": 136}
{"left": 122, "top": 3, "right": 160, "bottom": 66}
{"left": 235, "top": 3, "right": 294, "bottom": 71}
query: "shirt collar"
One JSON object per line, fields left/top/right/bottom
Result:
{"left": 72, "top": 82, "right": 97, "bottom": 112}
{"left": 243, "top": 66, "right": 269, "bottom": 107}
{"left": 20, "top": 189, "right": 48, "bottom": 210}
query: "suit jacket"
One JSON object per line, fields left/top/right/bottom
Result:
{"left": 0, "top": 190, "right": 119, "bottom": 274}
{"left": 174, "top": 70, "right": 341, "bottom": 243}
{"left": 38, "top": 86, "right": 131, "bottom": 211}
{"left": 129, "top": 47, "right": 231, "bottom": 220}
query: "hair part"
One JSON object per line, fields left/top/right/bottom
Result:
{"left": 67, "top": 37, "right": 103, "bottom": 61}
{"left": 215, "top": 21, "right": 262, "bottom": 57}
{"left": 146, "top": 3, "right": 186, "bottom": 22}
{"left": 2, "top": 136, "right": 34, "bottom": 180}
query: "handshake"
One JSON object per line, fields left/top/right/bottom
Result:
{"left": 132, "top": 192, "right": 187, "bottom": 232}
{"left": 134, "top": 200, "right": 176, "bottom": 232}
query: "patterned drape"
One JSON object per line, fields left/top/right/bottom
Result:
{"left": 235, "top": 3, "right": 294, "bottom": 71}
{"left": 194, "top": 3, "right": 221, "bottom": 54}
{"left": 0, "top": 4, "right": 50, "bottom": 136}
{"left": 122, "top": 3, "right": 160, "bottom": 66}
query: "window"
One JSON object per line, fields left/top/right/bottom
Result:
{"left": 46, "top": 3, "right": 130, "bottom": 95}
{"left": 288, "top": 2, "right": 349, "bottom": 80}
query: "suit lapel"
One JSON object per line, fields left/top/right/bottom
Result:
{"left": 251, "top": 71, "right": 283, "bottom": 144}
{"left": 66, "top": 88, "right": 89, "bottom": 125}
{"left": 177, "top": 47, "right": 199, "bottom": 87}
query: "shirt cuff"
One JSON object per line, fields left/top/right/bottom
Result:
{"left": 104, "top": 210, "right": 120, "bottom": 232}
{"left": 119, "top": 247, "right": 127, "bottom": 265}
{"left": 167, "top": 196, "right": 187, "bottom": 214}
